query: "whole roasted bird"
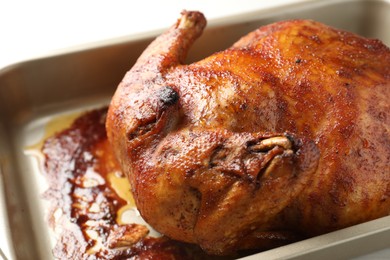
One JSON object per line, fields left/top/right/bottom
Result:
{"left": 106, "top": 11, "right": 390, "bottom": 255}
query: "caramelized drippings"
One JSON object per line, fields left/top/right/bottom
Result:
{"left": 40, "top": 107, "right": 216, "bottom": 259}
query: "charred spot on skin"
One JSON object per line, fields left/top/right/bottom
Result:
{"left": 158, "top": 86, "right": 179, "bottom": 107}
{"left": 295, "top": 58, "right": 302, "bottom": 64}
{"left": 126, "top": 86, "right": 179, "bottom": 142}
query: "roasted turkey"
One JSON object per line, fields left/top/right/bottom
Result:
{"left": 106, "top": 11, "right": 390, "bottom": 255}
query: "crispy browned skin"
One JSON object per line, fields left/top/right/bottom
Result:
{"left": 106, "top": 11, "right": 390, "bottom": 255}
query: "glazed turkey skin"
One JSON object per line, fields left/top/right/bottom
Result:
{"left": 106, "top": 11, "right": 390, "bottom": 255}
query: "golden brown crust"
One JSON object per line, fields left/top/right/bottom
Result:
{"left": 106, "top": 13, "right": 390, "bottom": 255}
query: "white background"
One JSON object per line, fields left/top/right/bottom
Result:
{"left": 0, "top": 0, "right": 307, "bottom": 69}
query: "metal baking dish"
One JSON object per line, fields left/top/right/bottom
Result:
{"left": 1, "top": 0, "right": 389, "bottom": 259}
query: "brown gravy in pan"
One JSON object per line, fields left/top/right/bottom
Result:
{"left": 39, "top": 108, "right": 219, "bottom": 259}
